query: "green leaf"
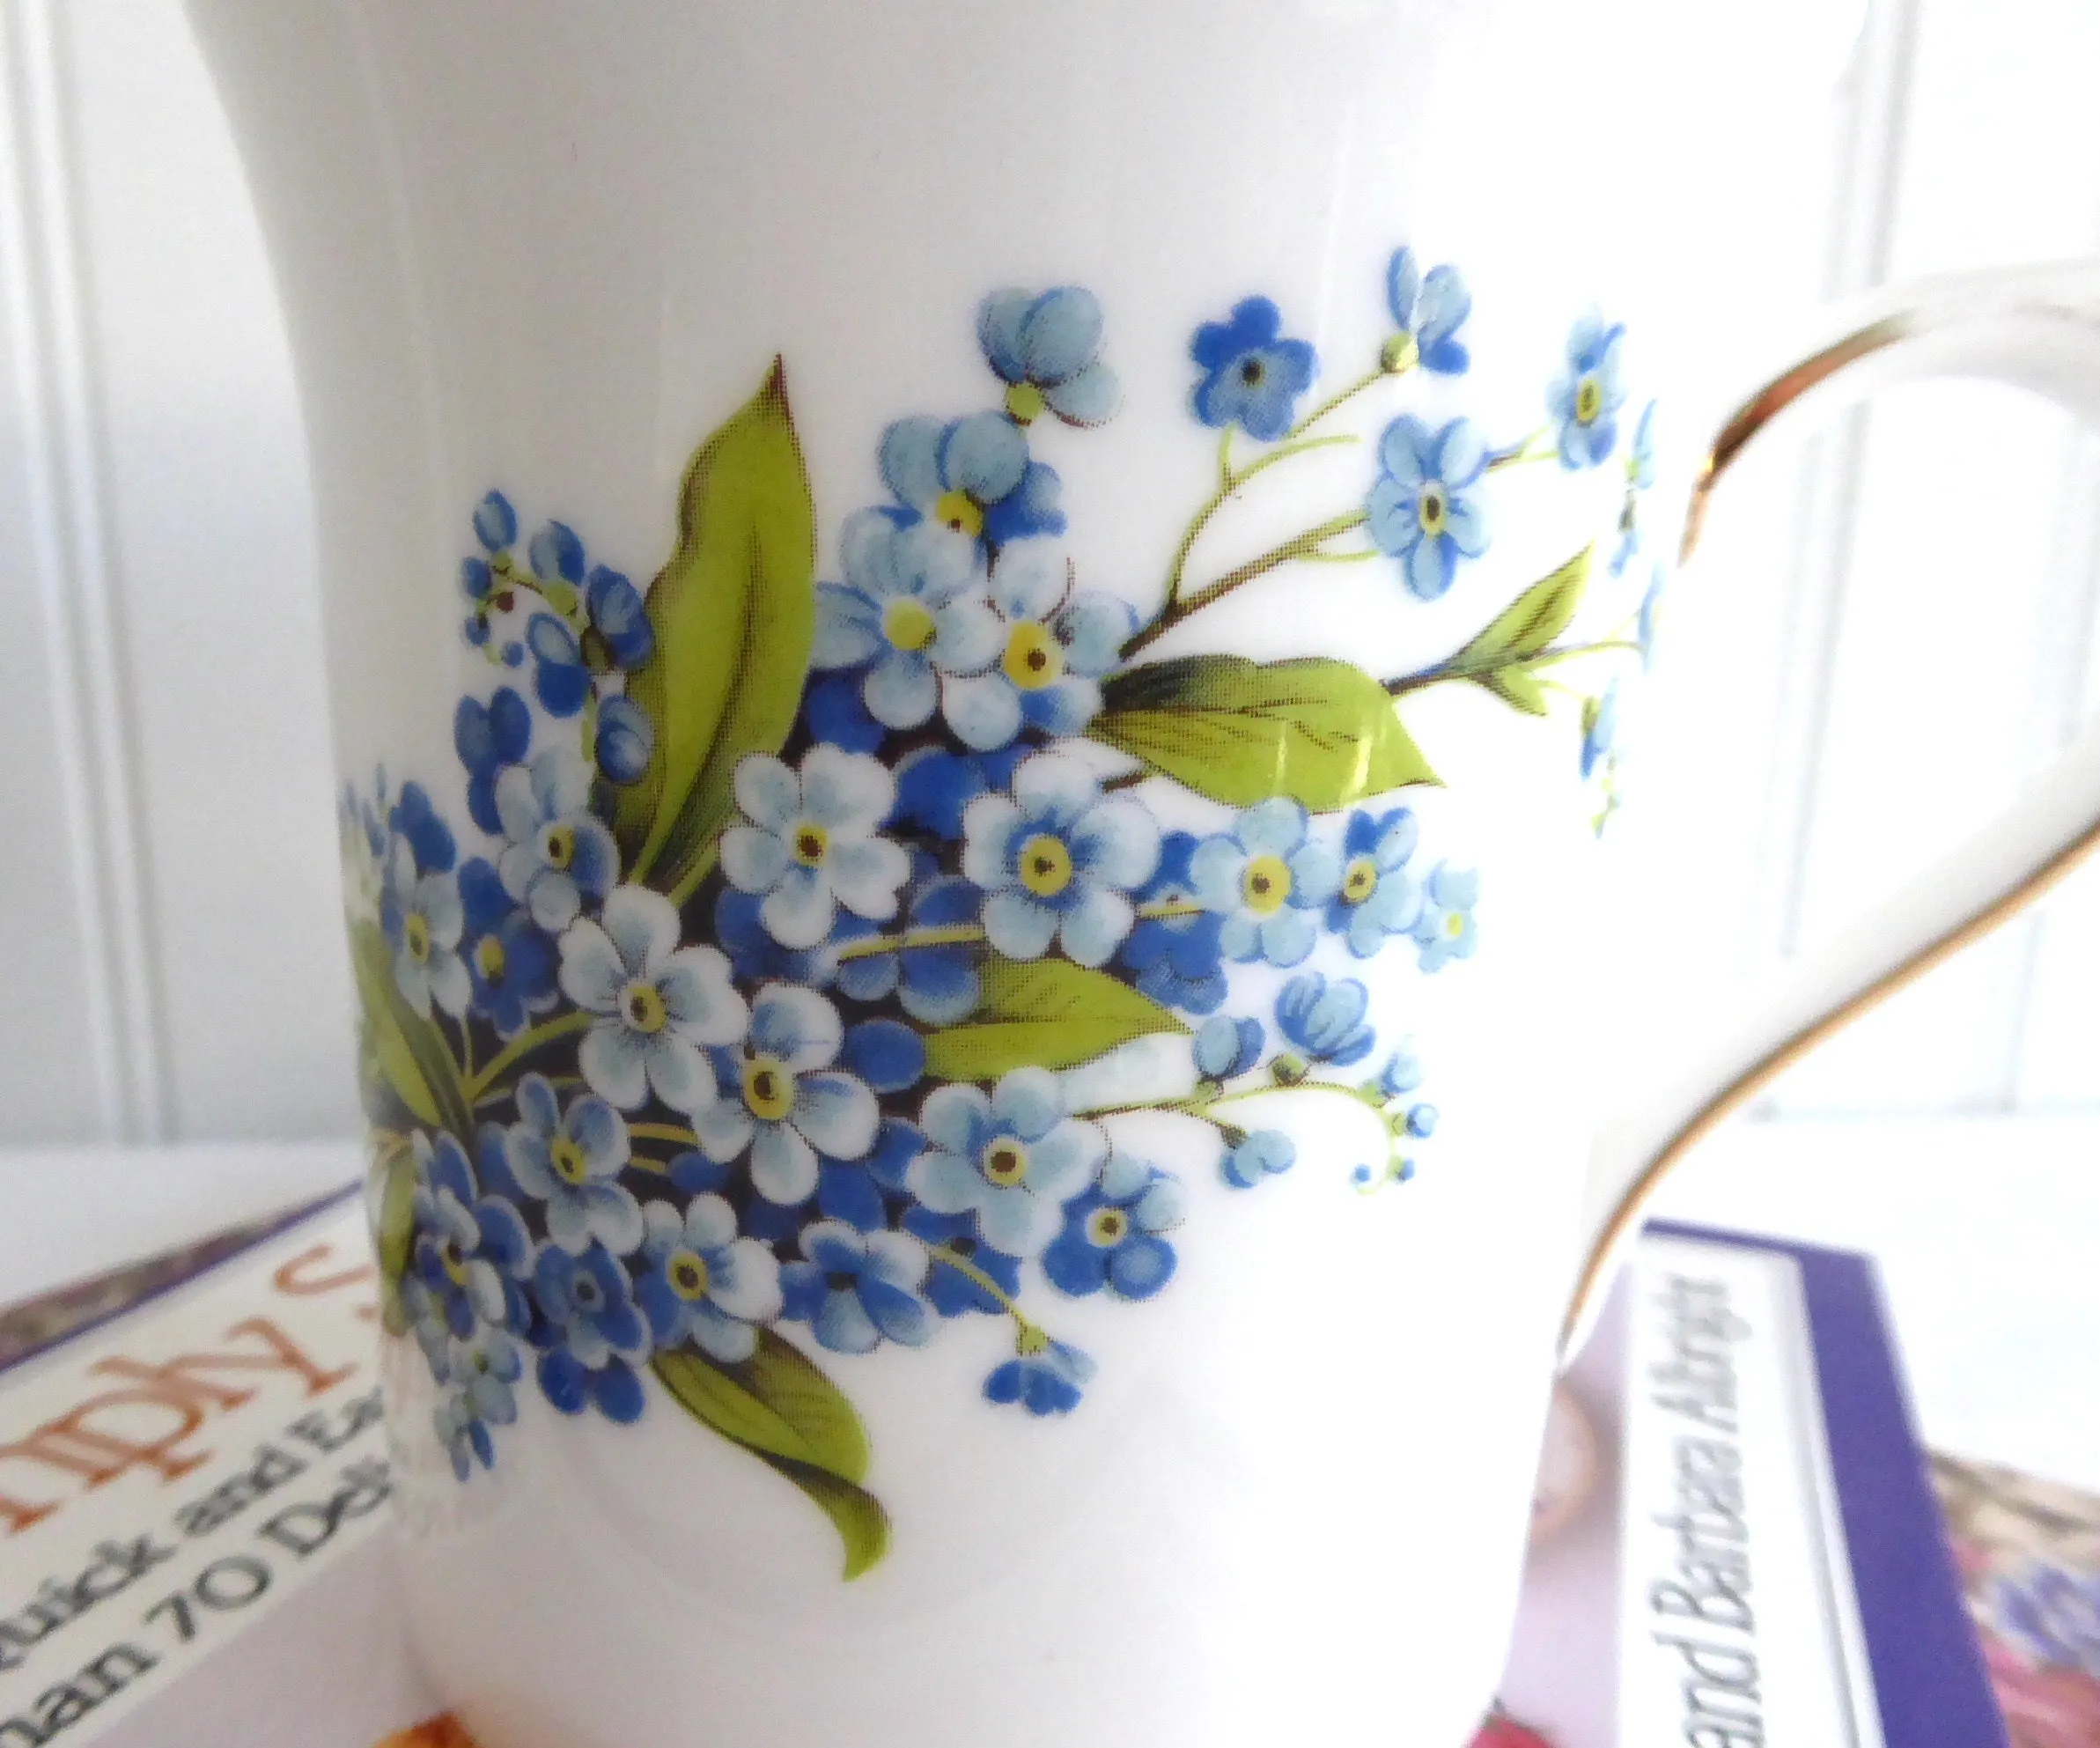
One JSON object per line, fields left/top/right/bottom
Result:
{"left": 923, "top": 956, "right": 1189, "bottom": 1082}
{"left": 347, "top": 919, "right": 471, "bottom": 1139}
{"left": 614, "top": 361, "right": 817, "bottom": 903}
{"left": 368, "top": 1136, "right": 417, "bottom": 1335}
{"left": 1442, "top": 546, "right": 1592, "bottom": 712}
{"left": 653, "top": 1332, "right": 889, "bottom": 1580}
{"left": 1089, "top": 655, "right": 1438, "bottom": 808}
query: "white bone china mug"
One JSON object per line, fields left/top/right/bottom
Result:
{"left": 188, "top": 4, "right": 2100, "bottom": 1744}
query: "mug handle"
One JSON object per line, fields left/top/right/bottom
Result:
{"left": 1561, "top": 260, "right": 2100, "bottom": 1359}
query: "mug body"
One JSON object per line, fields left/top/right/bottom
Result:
{"left": 191, "top": 4, "right": 1712, "bottom": 1743}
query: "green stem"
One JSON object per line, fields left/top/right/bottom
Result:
{"left": 927, "top": 1244, "right": 1037, "bottom": 1331}
{"left": 465, "top": 1010, "right": 594, "bottom": 1102}
{"left": 1289, "top": 367, "right": 1385, "bottom": 439}
{"left": 1197, "top": 1077, "right": 1383, "bottom": 1118}
{"left": 1160, "top": 434, "right": 1359, "bottom": 611}
{"left": 629, "top": 1122, "right": 701, "bottom": 1148}
{"left": 1486, "top": 427, "right": 1558, "bottom": 472}
{"left": 1384, "top": 638, "right": 1641, "bottom": 697}
{"left": 829, "top": 898, "right": 1206, "bottom": 964}
{"left": 1125, "top": 510, "right": 1369, "bottom": 659}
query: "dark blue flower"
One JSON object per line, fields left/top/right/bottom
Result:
{"left": 390, "top": 780, "right": 456, "bottom": 876}
{"left": 713, "top": 888, "right": 841, "bottom": 990}
{"left": 1384, "top": 248, "right": 1472, "bottom": 376}
{"left": 779, "top": 1221, "right": 934, "bottom": 1354}
{"left": 978, "top": 286, "right": 1119, "bottom": 426}
{"left": 803, "top": 673, "right": 888, "bottom": 755}
{"left": 405, "top": 1130, "right": 532, "bottom": 1360}
{"left": 817, "top": 1120, "right": 925, "bottom": 1234}
{"left": 458, "top": 858, "right": 558, "bottom": 1039}
{"left": 633, "top": 1193, "right": 783, "bottom": 1362}
{"left": 1221, "top": 1129, "right": 1295, "bottom": 1189}
{"left": 534, "top": 1350, "right": 646, "bottom": 1424}
{"left": 1276, "top": 972, "right": 1376, "bottom": 1066}
{"left": 529, "top": 520, "right": 586, "bottom": 586}
{"left": 903, "top": 1207, "right": 1023, "bottom": 1317}
{"left": 1548, "top": 312, "right": 1630, "bottom": 471}
{"left": 528, "top": 1241, "right": 649, "bottom": 1415}
{"left": 1993, "top": 1564, "right": 2100, "bottom": 1677}
{"left": 595, "top": 694, "right": 653, "bottom": 785}
{"left": 1190, "top": 298, "right": 1317, "bottom": 441}
{"left": 985, "top": 1339, "right": 1095, "bottom": 1417}
{"left": 1120, "top": 830, "right": 1228, "bottom": 1014}
{"left": 1367, "top": 415, "right": 1491, "bottom": 601}
{"left": 840, "top": 1019, "right": 926, "bottom": 1094}
{"left": 585, "top": 567, "right": 653, "bottom": 669}
{"left": 832, "top": 874, "right": 984, "bottom": 1029}
{"left": 892, "top": 746, "right": 1027, "bottom": 842}
{"left": 453, "top": 687, "right": 532, "bottom": 836}
{"left": 525, "top": 613, "right": 592, "bottom": 718}
{"left": 1193, "top": 1014, "right": 1263, "bottom": 1080}
{"left": 1042, "top": 1151, "right": 1184, "bottom": 1301}
{"left": 880, "top": 410, "right": 1065, "bottom": 549}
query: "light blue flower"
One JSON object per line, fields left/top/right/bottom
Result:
{"left": 495, "top": 746, "right": 619, "bottom": 932}
{"left": 444, "top": 1324, "right": 522, "bottom": 1435}
{"left": 459, "top": 859, "right": 559, "bottom": 1040}
{"left": 1325, "top": 806, "right": 1421, "bottom": 957}
{"left": 434, "top": 1384, "right": 495, "bottom": 1480}
{"left": 472, "top": 490, "right": 517, "bottom": 556}
{"left": 559, "top": 885, "right": 748, "bottom": 1115}
{"left": 408, "top": 1129, "right": 532, "bottom": 1343}
{"left": 720, "top": 745, "right": 910, "bottom": 950}
{"left": 985, "top": 1339, "right": 1096, "bottom": 1417}
{"left": 1377, "top": 1044, "right": 1425, "bottom": 1100}
{"left": 529, "top": 1241, "right": 649, "bottom": 1422}
{"left": 1042, "top": 1149, "right": 1184, "bottom": 1301}
{"left": 1120, "top": 831, "right": 1229, "bottom": 1014}
{"left": 1189, "top": 799, "right": 1339, "bottom": 968}
{"left": 1221, "top": 1129, "right": 1295, "bottom": 1189}
{"left": 1639, "top": 565, "right": 1666, "bottom": 668}
{"left": 594, "top": 696, "right": 653, "bottom": 786}
{"left": 811, "top": 509, "right": 1000, "bottom": 732}
{"left": 1611, "top": 401, "right": 1660, "bottom": 575}
{"left": 693, "top": 984, "right": 879, "bottom": 1206}
{"left": 1581, "top": 684, "right": 1619, "bottom": 780}
{"left": 779, "top": 1221, "right": 933, "bottom": 1355}
{"left": 1190, "top": 298, "right": 1316, "bottom": 440}
{"left": 978, "top": 286, "right": 1119, "bottom": 426}
{"left": 1412, "top": 864, "right": 1482, "bottom": 972}
{"left": 961, "top": 750, "right": 1161, "bottom": 966}
{"left": 1194, "top": 1014, "right": 1264, "bottom": 1080}
{"left": 381, "top": 840, "right": 469, "bottom": 1020}
{"left": 635, "top": 1194, "right": 783, "bottom": 1362}
{"left": 880, "top": 410, "right": 1065, "bottom": 549}
{"left": 939, "top": 541, "right": 1134, "bottom": 751}
{"left": 505, "top": 1073, "right": 645, "bottom": 1256}
{"left": 1548, "top": 311, "right": 1629, "bottom": 471}
{"left": 829, "top": 873, "right": 984, "bottom": 1028}
{"left": 908, "top": 1067, "right": 1108, "bottom": 1259}
{"left": 1384, "top": 248, "right": 1472, "bottom": 376}
{"left": 1367, "top": 415, "right": 1491, "bottom": 601}
{"left": 1276, "top": 971, "right": 1377, "bottom": 1067}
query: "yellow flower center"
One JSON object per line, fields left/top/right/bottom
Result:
{"left": 883, "top": 597, "right": 938, "bottom": 653}
{"left": 1001, "top": 621, "right": 1065, "bottom": 691}
{"left": 438, "top": 1236, "right": 470, "bottom": 1285}
{"left": 1017, "top": 833, "right": 1074, "bottom": 899}
{"left": 1575, "top": 375, "right": 1603, "bottom": 424}
{"left": 1085, "top": 1207, "right": 1131, "bottom": 1249}
{"left": 666, "top": 1249, "right": 711, "bottom": 1302}
{"left": 792, "top": 823, "right": 829, "bottom": 867}
{"left": 934, "top": 489, "right": 984, "bottom": 540}
{"left": 620, "top": 980, "right": 668, "bottom": 1035}
{"left": 549, "top": 1137, "right": 591, "bottom": 1186}
{"left": 1242, "top": 854, "right": 1292, "bottom": 916}
{"left": 404, "top": 912, "right": 432, "bottom": 963}
{"left": 542, "top": 823, "right": 576, "bottom": 870}
{"left": 1381, "top": 331, "right": 1420, "bottom": 376}
{"left": 1005, "top": 382, "right": 1047, "bottom": 424}
{"left": 1341, "top": 856, "right": 1379, "bottom": 905}
{"left": 983, "top": 1139, "right": 1029, "bottom": 1188}
{"left": 743, "top": 1054, "right": 795, "bottom": 1123}
{"left": 1418, "top": 483, "right": 1448, "bottom": 536}
{"left": 1445, "top": 911, "right": 1466, "bottom": 939}
{"left": 475, "top": 934, "right": 507, "bottom": 981}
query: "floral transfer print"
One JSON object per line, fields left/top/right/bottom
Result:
{"left": 350, "top": 249, "right": 1657, "bottom": 1577}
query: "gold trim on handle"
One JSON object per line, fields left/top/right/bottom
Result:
{"left": 1562, "top": 299, "right": 2100, "bottom": 1353}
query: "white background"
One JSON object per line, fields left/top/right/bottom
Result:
{"left": 0, "top": 0, "right": 2095, "bottom": 1483}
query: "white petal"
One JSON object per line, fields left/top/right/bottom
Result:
{"left": 749, "top": 1122, "right": 820, "bottom": 1205}
{"left": 734, "top": 755, "right": 800, "bottom": 833}
{"left": 494, "top": 764, "right": 541, "bottom": 844}
{"left": 709, "top": 1238, "right": 784, "bottom": 1323}
{"left": 658, "top": 946, "right": 750, "bottom": 1045}
{"left": 827, "top": 837, "right": 909, "bottom": 921}
{"left": 984, "top": 889, "right": 1058, "bottom": 960}
{"left": 721, "top": 825, "right": 789, "bottom": 895}
{"left": 696, "top": 1100, "right": 755, "bottom": 1162}
{"left": 579, "top": 1022, "right": 650, "bottom": 1109}
{"left": 761, "top": 866, "right": 836, "bottom": 951}
{"left": 942, "top": 672, "right": 1023, "bottom": 751}
{"left": 601, "top": 884, "right": 680, "bottom": 977}
{"left": 750, "top": 983, "right": 844, "bottom": 1071}
{"left": 960, "top": 794, "right": 1021, "bottom": 888}
{"left": 643, "top": 1034, "right": 718, "bottom": 1115}
{"left": 558, "top": 919, "right": 627, "bottom": 1014}
{"left": 792, "top": 1071, "right": 879, "bottom": 1160}
{"left": 799, "top": 743, "right": 894, "bottom": 838}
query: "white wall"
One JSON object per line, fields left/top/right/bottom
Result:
{"left": 1, "top": 0, "right": 2097, "bottom": 1144}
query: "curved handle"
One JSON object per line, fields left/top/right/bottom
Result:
{"left": 1562, "top": 260, "right": 2100, "bottom": 1359}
